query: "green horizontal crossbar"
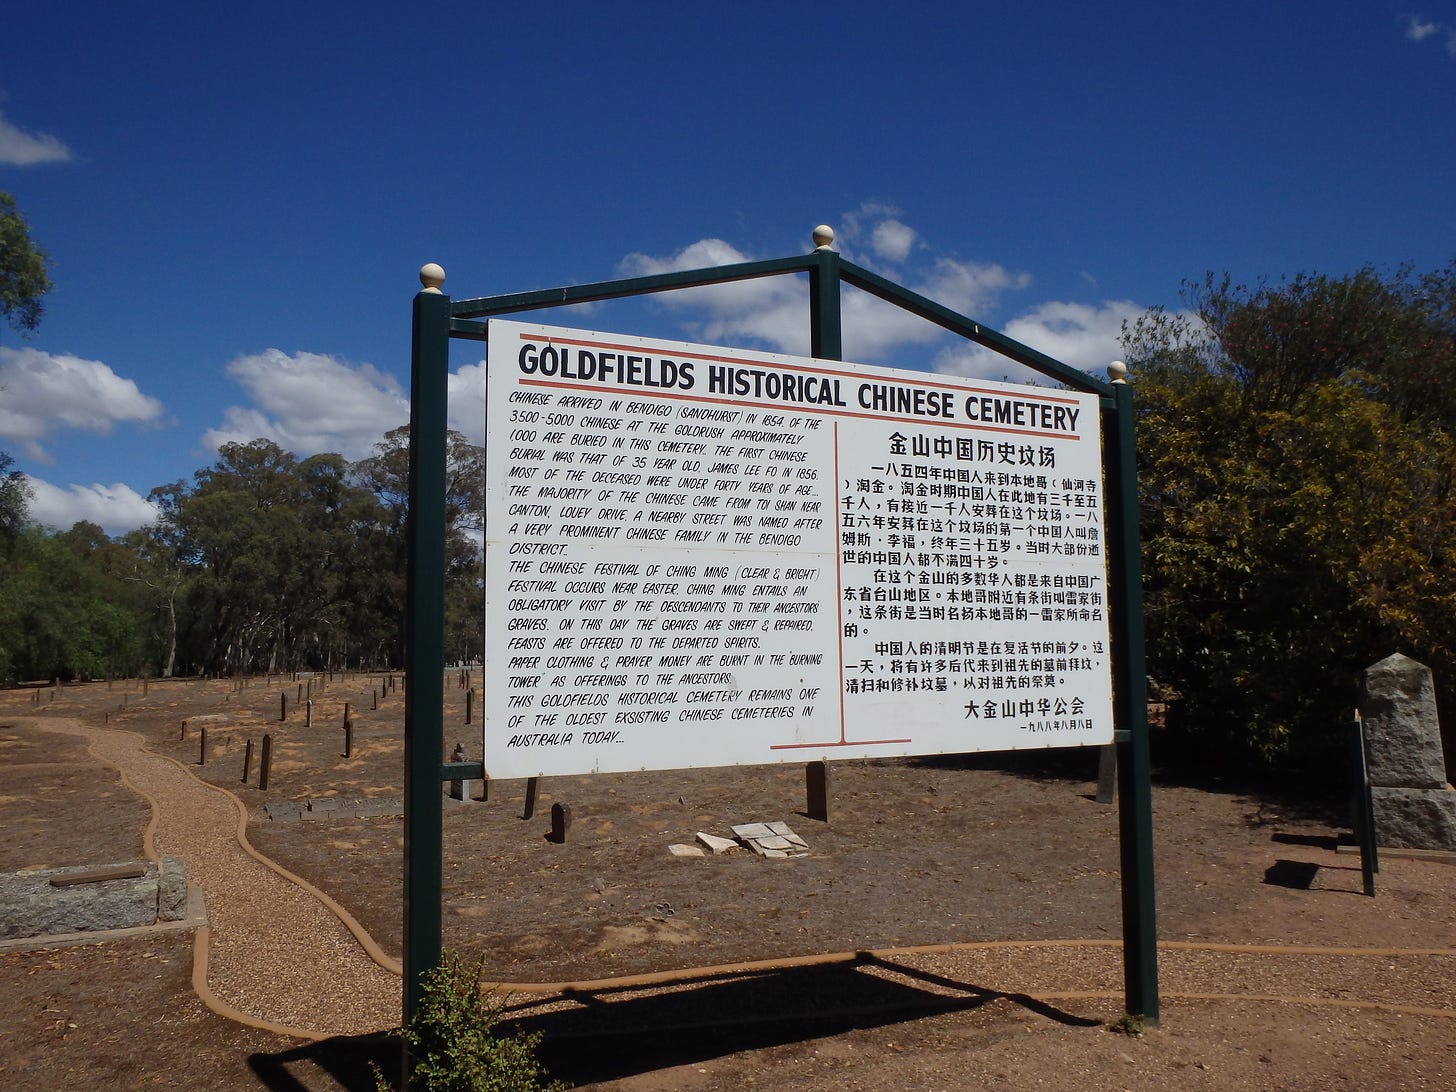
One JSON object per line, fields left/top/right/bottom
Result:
{"left": 440, "top": 761, "right": 485, "bottom": 781}
{"left": 449, "top": 254, "right": 817, "bottom": 320}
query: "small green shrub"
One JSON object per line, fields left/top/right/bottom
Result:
{"left": 1106, "top": 1012, "right": 1146, "bottom": 1038}
{"left": 374, "top": 952, "right": 564, "bottom": 1091}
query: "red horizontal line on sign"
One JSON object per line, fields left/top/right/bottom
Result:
{"left": 769, "top": 737, "right": 914, "bottom": 750}
{"left": 516, "top": 377, "right": 1079, "bottom": 442}
{"left": 518, "top": 330, "right": 1085, "bottom": 407}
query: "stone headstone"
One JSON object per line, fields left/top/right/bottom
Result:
{"left": 1362, "top": 653, "right": 1449, "bottom": 789}
{"left": 1361, "top": 653, "right": 1456, "bottom": 851}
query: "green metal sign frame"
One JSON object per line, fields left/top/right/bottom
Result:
{"left": 406, "top": 232, "right": 1158, "bottom": 1023}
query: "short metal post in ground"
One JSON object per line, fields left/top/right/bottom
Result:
{"left": 1348, "top": 713, "right": 1378, "bottom": 897}
{"left": 259, "top": 734, "right": 272, "bottom": 791}
{"left": 280, "top": 692, "right": 287, "bottom": 722}
{"left": 465, "top": 688, "right": 473, "bottom": 725}
{"left": 242, "top": 738, "right": 254, "bottom": 784}
{"left": 199, "top": 725, "right": 208, "bottom": 765}
{"left": 1096, "top": 744, "right": 1117, "bottom": 804}
{"left": 523, "top": 777, "right": 540, "bottom": 820}
{"left": 806, "top": 761, "right": 831, "bottom": 822}
{"left": 305, "top": 699, "right": 313, "bottom": 727}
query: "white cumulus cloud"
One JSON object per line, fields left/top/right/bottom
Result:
{"left": 869, "top": 219, "right": 918, "bottom": 263}
{"left": 447, "top": 361, "right": 488, "bottom": 444}
{"left": 0, "top": 346, "right": 164, "bottom": 460}
{"left": 617, "top": 216, "right": 1031, "bottom": 364}
{"left": 1406, "top": 15, "right": 1439, "bottom": 40}
{"left": 0, "top": 111, "right": 73, "bottom": 165}
{"left": 619, "top": 238, "right": 811, "bottom": 353}
{"left": 935, "top": 299, "right": 1148, "bottom": 382}
{"left": 203, "top": 348, "right": 488, "bottom": 459}
{"left": 203, "top": 349, "right": 410, "bottom": 460}
{"left": 22, "top": 477, "right": 160, "bottom": 535}
{"left": 1405, "top": 14, "right": 1456, "bottom": 55}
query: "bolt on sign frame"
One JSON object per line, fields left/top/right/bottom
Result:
{"left": 406, "top": 237, "right": 1157, "bottom": 1024}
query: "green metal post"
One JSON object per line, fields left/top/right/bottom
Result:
{"left": 404, "top": 276, "right": 451, "bottom": 1024}
{"left": 1106, "top": 378, "right": 1159, "bottom": 1021}
{"left": 808, "top": 235, "right": 842, "bottom": 361}
{"left": 1349, "top": 714, "right": 1378, "bottom": 896}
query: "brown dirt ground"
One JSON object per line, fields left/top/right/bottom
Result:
{"left": 3, "top": 675, "right": 1455, "bottom": 1090}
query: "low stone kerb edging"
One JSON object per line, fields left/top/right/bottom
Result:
{"left": 0, "top": 857, "right": 187, "bottom": 939}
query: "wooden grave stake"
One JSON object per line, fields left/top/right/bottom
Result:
{"left": 549, "top": 802, "right": 572, "bottom": 844}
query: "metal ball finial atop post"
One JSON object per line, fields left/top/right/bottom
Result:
{"left": 419, "top": 263, "right": 446, "bottom": 294}
{"left": 812, "top": 225, "right": 836, "bottom": 251}
{"left": 1108, "top": 360, "right": 1128, "bottom": 385}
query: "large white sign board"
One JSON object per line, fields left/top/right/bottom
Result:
{"left": 485, "top": 320, "right": 1113, "bottom": 778}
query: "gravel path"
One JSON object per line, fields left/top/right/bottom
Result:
{"left": 39, "top": 719, "right": 400, "bottom": 1038}
{"left": 17, "top": 711, "right": 1456, "bottom": 1063}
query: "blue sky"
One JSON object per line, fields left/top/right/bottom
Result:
{"left": 2, "top": 2, "right": 1453, "bottom": 535}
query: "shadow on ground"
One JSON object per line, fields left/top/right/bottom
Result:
{"left": 246, "top": 955, "right": 1100, "bottom": 1089}
{"left": 247, "top": 1032, "right": 397, "bottom": 1092}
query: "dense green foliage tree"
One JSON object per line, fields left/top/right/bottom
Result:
{"left": 0, "top": 428, "right": 484, "bottom": 684}
{"left": 117, "top": 521, "right": 187, "bottom": 678}
{"left": 0, "top": 452, "right": 31, "bottom": 682}
{"left": 0, "top": 450, "right": 29, "bottom": 545}
{"left": 0, "top": 522, "right": 153, "bottom": 684}
{"left": 141, "top": 432, "right": 485, "bottom": 676}
{"left": 353, "top": 427, "right": 486, "bottom": 665}
{"left": 0, "top": 191, "right": 52, "bottom": 337}
{"left": 1125, "top": 264, "right": 1456, "bottom": 769}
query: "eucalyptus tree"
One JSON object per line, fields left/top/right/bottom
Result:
{"left": 352, "top": 426, "right": 485, "bottom": 665}
{"left": 0, "top": 191, "right": 51, "bottom": 337}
